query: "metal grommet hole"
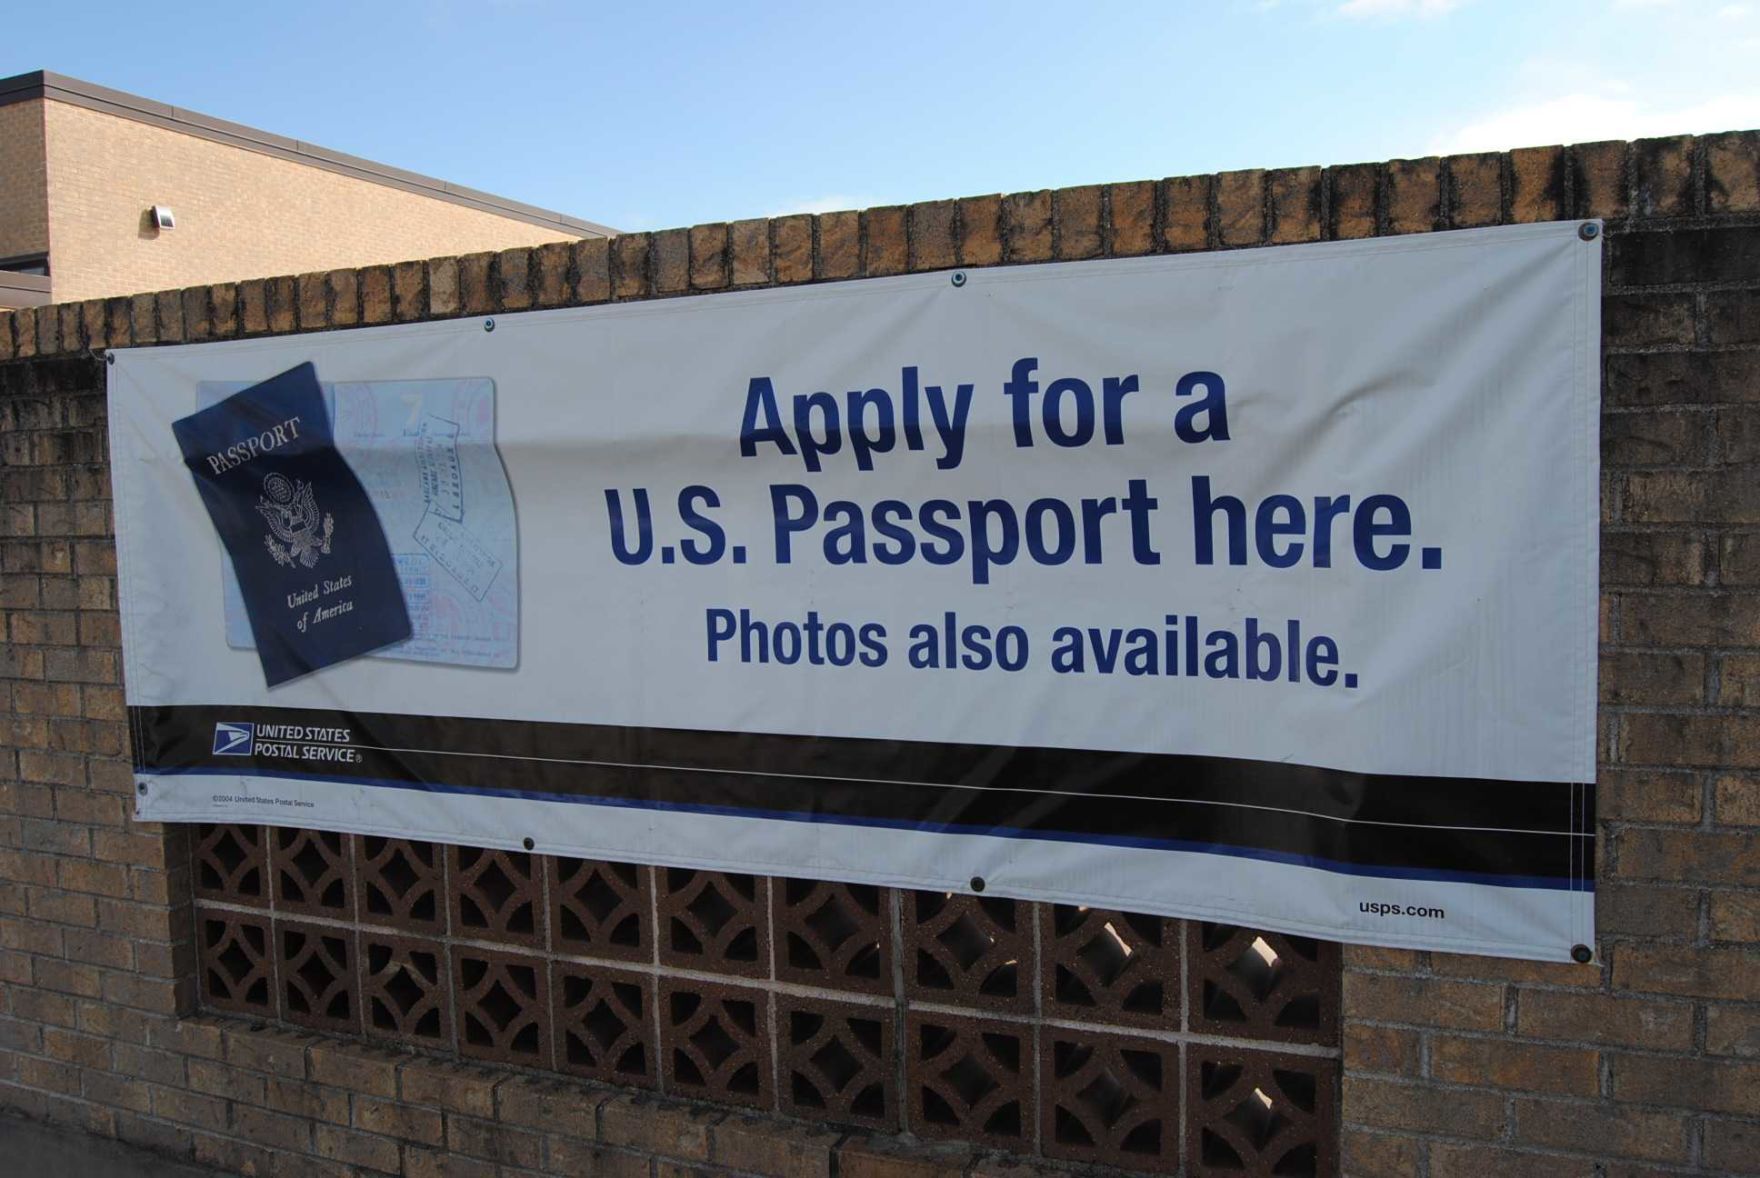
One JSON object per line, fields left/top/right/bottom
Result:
{"left": 969, "top": 875, "right": 986, "bottom": 893}
{"left": 521, "top": 836, "right": 535, "bottom": 851}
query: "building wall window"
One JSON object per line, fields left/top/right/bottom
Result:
{"left": 0, "top": 251, "right": 49, "bottom": 276}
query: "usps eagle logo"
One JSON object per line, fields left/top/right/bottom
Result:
{"left": 257, "top": 471, "right": 334, "bottom": 569}
{"left": 212, "top": 722, "right": 254, "bottom": 756}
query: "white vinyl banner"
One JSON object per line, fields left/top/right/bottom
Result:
{"left": 110, "top": 221, "right": 1601, "bottom": 960}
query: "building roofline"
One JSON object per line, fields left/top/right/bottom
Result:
{"left": 0, "top": 70, "right": 617, "bottom": 239}
{"left": 0, "top": 269, "right": 51, "bottom": 309}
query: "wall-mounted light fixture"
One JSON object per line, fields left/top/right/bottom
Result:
{"left": 148, "top": 205, "right": 176, "bottom": 230}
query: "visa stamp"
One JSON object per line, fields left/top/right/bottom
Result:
{"left": 413, "top": 510, "right": 502, "bottom": 602}
{"left": 415, "top": 414, "right": 464, "bottom": 522}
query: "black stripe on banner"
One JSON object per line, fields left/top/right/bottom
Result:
{"left": 131, "top": 704, "right": 1593, "bottom": 884}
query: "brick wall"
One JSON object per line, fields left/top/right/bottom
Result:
{"left": 1, "top": 131, "right": 1758, "bottom": 1177}
{"left": 0, "top": 98, "right": 49, "bottom": 265}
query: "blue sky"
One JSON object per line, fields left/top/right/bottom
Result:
{"left": 6, "top": 0, "right": 1756, "bottom": 232}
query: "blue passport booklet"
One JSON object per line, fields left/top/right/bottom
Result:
{"left": 172, "top": 362, "right": 411, "bottom": 686}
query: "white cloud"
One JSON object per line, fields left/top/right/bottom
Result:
{"left": 1431, "top": 91, "right": 1760, "bottom": 153}
{"left": 1718, "top": 3, "right": 1751, "bottom": 16}
{"left": 769, "top": 194, "right": 883, "bottom": 216}
{"left": 1337, "top": 0, "right": 1462, "bottom": 17}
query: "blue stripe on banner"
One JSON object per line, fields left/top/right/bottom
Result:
{"left": 141, "top": 763, "right": 1592, "bottom": 893}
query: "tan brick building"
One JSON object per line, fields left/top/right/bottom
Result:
{"left": 0, "top": 71, "right": 612, "bottom": 310}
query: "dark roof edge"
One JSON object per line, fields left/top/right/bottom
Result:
{"left": 0, "top": 70, "right": 617, "bottom": 239}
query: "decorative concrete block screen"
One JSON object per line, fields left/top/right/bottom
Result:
{"left": 191, "top": 825, "right": 1340, "bottom": 1173}
{"left": 1, "top": 129, "right": 1758, "bottom": 1177}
